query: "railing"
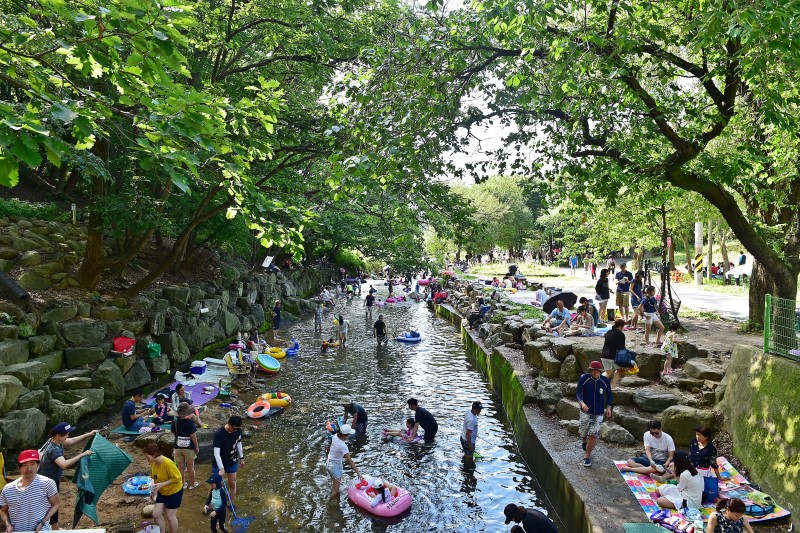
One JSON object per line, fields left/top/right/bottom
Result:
{"left": 763, "top": 294, "right": 800, "bottom": 361}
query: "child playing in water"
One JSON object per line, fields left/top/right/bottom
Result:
{"left": 367, "top": 478, "right": 399, "bottom": 508}
{"left": 204, "top": 473, "right": 229, "bottom": 533}
{"left": 382, "top": 418, "right": 416, "bottom": 442}
{"left": 660, "top": 322, "right": 684, "bottom": 375}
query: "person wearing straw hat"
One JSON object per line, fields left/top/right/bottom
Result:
{"left": 172, "top": 402, "right": 200, "bottom": 490}
{"left": 576, "top": 360, "right": 613, "bottom": 468}
{"left": 327, "top": 424, "right": 362, "bottom": 496}
{"left": 0, "top": 449, "right": 59, "bottom": 532}
{"left": 38, "top": 422, "right": 97, "bottom": 529}
{"left": 340, "top": 397, "right": 368, "bottom": 435}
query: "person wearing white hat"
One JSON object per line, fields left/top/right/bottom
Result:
{"left": 340, "top": 397, "right": 368, "bottom": 435}
{"left": 327, "top": 424, "right": 362, "bottom": 496}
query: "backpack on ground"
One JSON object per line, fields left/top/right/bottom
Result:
{"left": 745, "top": 490, "right": 775, "bottom": 517}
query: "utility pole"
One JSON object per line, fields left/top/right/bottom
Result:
{"left": 694, "top": 221, "right": 704, "bottom": 285}
{"left": 706, "top": 221, "right": 714, "bottom": 281}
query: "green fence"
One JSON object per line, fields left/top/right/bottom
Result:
{"left": 763, "top": 294, "right": 800, "bottom": 361}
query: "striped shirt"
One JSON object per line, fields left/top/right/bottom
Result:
{"left": 0, "top": 474, "right": 58, "bottom": 531}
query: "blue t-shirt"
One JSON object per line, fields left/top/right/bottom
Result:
{"left": 641, "top": 296, "right": 658, "bottom": 313}
{"left": 122, "top": 399, "right": 137, "bottom": 429}
{"left": 631, "top": 280, "right": 643, "bottom": 300}
{"left": 548, "top": 308, "right": 571, "bottom": 326}
{"left": 615, "top": 271, "right": 633, "bottom": 292}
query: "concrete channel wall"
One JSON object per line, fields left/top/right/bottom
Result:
{"left": 433, "top": 302, "right": 644, "bottom": 533}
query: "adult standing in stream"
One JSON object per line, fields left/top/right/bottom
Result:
{"left": 373, "top": 314, "right": 388, "bottom": 345}
{"left": 212, "top": 416, "right": 244, "bottom": 502}
{"left": 364, "top": 292, "right": 375, "bottom": 318}
{"left": 340, "top": 397, "right": 368, "bottom": 435}
{"left": 407, "top": 398, "right": 438, "bottom": 443}
{"left": 38, "top": 422, "right": 97, "bottom": 530}
{"left": 272, "top": 300, "right": 282, "bottom": 339}
{"left": 461, "top": 401, "right": 482, "bottom": 463}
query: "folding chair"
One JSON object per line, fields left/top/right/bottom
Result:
{"left": 224, "top": 353, "right": 253, "bottom": 388}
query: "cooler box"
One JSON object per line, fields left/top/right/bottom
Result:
{"left": 190, "top": 361, "right": 207, "bottom": 375}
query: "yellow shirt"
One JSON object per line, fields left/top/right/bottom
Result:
{"left": 151, "top": 457, "right": 182, "bottom": 496}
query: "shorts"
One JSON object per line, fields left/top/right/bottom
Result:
{"left": 595, "top": 295, "right": 608, "bottom": 304}
{"left": 155, "top": 488, "right": 184, "bottom": 510}
{"left": 212, "top": 462, "right": 239, "bottom": 475}
{"left": 354, "top": 421, "right": 367, "bottom": 434}
{"left": 578, "top": 411, "right": 604, "bottom": 438}
{"left": 600, "top": 358, "right": 622, "bottom": 372}
{"left": 631, "top": 456, "right": 665, "bottom": 468}
{"left": 631, "top": 295, "right": 641, "bottom": 307}
{"left": 49, "top": 479, "right": 60, "bottom": 524}
{"left": 273, "top": 319, "right": 280, "bottom": 331}
{"left": 644, "top": 312, "right": 660, "bottom": 325}
{"left": 327, "top": 460, "right": 343, "bottom": 480}
{"left": 173, "top": 448, "right": 197, "bottom": 462}
{"left": 616, "top": 291, "right": 630, "bottom": 307}
{"left": 376, "top": 335, "right": 387, "bottom": 344}
{"left": 460, "top": 437, "right": 475, "bottom": 456}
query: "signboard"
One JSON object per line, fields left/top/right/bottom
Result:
{"left": 666, "top": 236, "right": 672, "bottom": 249}
{"left": 694, "top": 254, "right": 704, "bottom": 272}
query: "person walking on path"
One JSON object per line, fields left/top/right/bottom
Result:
{"left": 272, "top": 300, "right": 282, "bottom": 338}
{"left": 576, "top": 360, "right": 613, "bottom": 467}
{"left": 327, "top": 424, "right": 362, "bottom": 496}
{"left": 614, "top": 262, "right": 634, "bottom": 322}
{"left": 340, "top": 397, "right": 368, "bottom": 435}
{"left": 373, "top": 314, "right": 388, "bottom": 345}
{"left": 143, "top": 442, "right": 183, "bottom": 533}
{"left": 601, "top": 319, "right": 627, "bottom": 388}
{"left": 204, "top": 473, "right": 229, "bottom": 533}
{"left": 172, "top": 402, "right": 200, "bottom": 490}
{"left": 0, "top": 449, "right": 59, "bottom": 532}
{"left": 503, "top": 504, "right": 558, "bottom": 533}
{"left": 461, "top": 401, "right": 482, "bottom": 463}
{"left": 38, "top": 423, "right": 96, "bottom": 529}
{"left": 407, "top": 398, "right": 438, "bottom": 443}
{"left": 212, "top": 416, "right": 244, "bottom": 501}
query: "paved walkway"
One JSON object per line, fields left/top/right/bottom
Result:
{"left": 473, "top": 267, "right": 749, "bottom": 321}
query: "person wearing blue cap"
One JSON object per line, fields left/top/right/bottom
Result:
{"left": 38, "top": 422, "right": 97, "bottom": 529}
{"left": 204, "top": 473, "right": 229, "bottom": 533}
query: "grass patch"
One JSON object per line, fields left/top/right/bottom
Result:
{"left": 0, "top": 198, "right": 69, "bottom": 222}
{"left": 470, "top": 261, "right": 565, "bottom": 279}
{"left": 680, "top": 306, "right": 724, "bottom": 321}
{"left": 738, "top": 320, "right": 763, "bottom": 334}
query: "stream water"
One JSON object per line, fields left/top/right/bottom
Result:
{"left": 176, "top": 285, "right": 558, "bottom": 532}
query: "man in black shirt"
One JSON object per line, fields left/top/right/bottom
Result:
{"left": 373, "top": 315, "right": 388, "bottom": 345}
{"left": 212, "top": 415, "right": 244, "bottom": 501}
{"left": 503, "top": 503, "right": 558, "bottom": 532}
{"left": 364, "top": 293, "right": 375, "bottom": 317}
{"left": 407, "top": 398, "right": 438, "bottom": 443}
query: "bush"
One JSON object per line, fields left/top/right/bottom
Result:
{"left": 334, "top": 249, "right": 366, "bottom": 272}
{"left": 0, "top": 198, "right": 69, "bottom": 222}
{"left": 220, "top": 264, "right": 240, "bottom": 281}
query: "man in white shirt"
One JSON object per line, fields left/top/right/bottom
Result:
{"left": 619, "top": 420, "right": 676, "bottom": 475}
{"left": 461, "top": 401, "right": 482, "bottom": 464}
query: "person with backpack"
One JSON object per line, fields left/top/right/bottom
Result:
{"left": 38, "top": 423, "right": 97, "bottom": 529}
{"left": 706, "top": 498, "right": 755, "bottom": 533}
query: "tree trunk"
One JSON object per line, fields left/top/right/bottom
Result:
{"left": 680, "top": 234, "right": 692, "bottom": 274}
{"left": 707, "top": 220, "right": 714, "bottom": 281}
{"left": 718, "top": 226, "right": 730, "bottom": 273}
{"left": 749, "top": 260, "right": 777, "bottom": 327}
{"left": 76, "top": 140, "right": 110, "bottom": 290}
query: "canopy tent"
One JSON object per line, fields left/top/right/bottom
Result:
{"left": 72, "top": 434, "right": 133, "bottom": 528}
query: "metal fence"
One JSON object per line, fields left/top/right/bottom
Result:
{"left": 763, "top": 294, "right": 800, "bottom": 361}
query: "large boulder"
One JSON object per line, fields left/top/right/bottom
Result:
{"left": 555, "top": 398, "right": 581, "bottom": 421}
{"left": 42, "top": 305, "right": 78, "bottom": 324}
{"left": 620, "top": 376, "right": 651, "bottom": 387}
{"left": 540, "top": 351, "right": 563, "bottom": 379}
{"left": 114, "top": 354, "right": 137, "bottom": 376}
{"left": 0, "top": 408, "right": 47, "bottom": 449}
{"left": 559, "top": 354, "right": 581, "bottom": 382}
{"left": 613, "top": 387, "right": 636, "bottom": 406}
{"left": 124, "top": 360, "right": 152, "bottom": 391}
{"left": 613, "top": 406, "right": 655, "bottom": 439}
{"left": 146, "top": 353, "right": 170, "bottom": 375}
{"left": 634, "top": 348, "right": 665, "bottom": 378}
{"left": 27, "top": 334, "right": 56, "bottom": 356}
{"left": 61, "top": 320, "right": 107, "bottom": 346}
{"left": 47, "top": 400, "right": 81, "bottom": 426}
{"left": 64, "top": 347, "right": 105, "bottom": 368}
{"left": 52, "top": 388, "right": 105, "bottom": 417}
{"left": 4, "top": 360, "right": 50, "bottom": 387}
{"left": 90, "top": 306, "right": 120, "bottom": 321}
{"left": 0, "top": 375, "right": 25, "bottom": 414}
{"left": 17, "top": 389, "right": 47, "bottom": 410}
{"left": 47, "top": 369, "right": 93, "bottom": 391}
{"left": 92, "top": 361, "right": 126, "bottom": 400}
{"left": 147, "top": 311, "right": 166, "bottom": 336}
{"left": 0, "top": 339, "right": 29, "bottom": 365}
{"left": 157, "top": 331, "right": 191, "bottom": 365}
{"left": 661, "top": 373, "right": 705, "bottom": 391}
{"left": 684, "top": 359, "right": 725, "bottom": 381}
{"left": 18, "top": 250, "right": 42, "bottom": 266}
{"left": 220, "top": 310, "right": 240, "bottom": 336}
{"left": 163, "top": 287, "right": 191, "bottom": 308}
{"left": 572, "top": 342, "right": 603, "bottom": 372}
{"left": 550, "top": 338, "right": 573, "bottom": 360}
{"left": 523, "top": 341, "right": 544, "bottom": 368}
{"left": 661, "top": 405, "right": 715, "bottom": 446}
{"left": 18, "top": 270, "right": 52, "bottom": 290}
{"left": 0, "top": 325, "right": 18, "bottom": 340}
{"left": 633, "top": 390, "right": 681, "bottom": 413}
{"left": 250, "top": 303, "right": 265, "bottom": 326}
{"left": 600, "top": 422, "right": 636, "bottom": 445}
{"left": 535, "top": 378, "right": 565, "bottom": 414}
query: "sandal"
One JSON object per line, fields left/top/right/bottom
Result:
{"left": 189, "top": 482, "right": 200, "bottom": 490}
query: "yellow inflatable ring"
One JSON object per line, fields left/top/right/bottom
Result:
{"left": 246, "top": 399, "right": 271, "bottom": 419}
{"left": 268, "top": 347, "right": 286, "bottom": 359}
{"left": 259, "top": 392, "right": 292, "bottom": 407}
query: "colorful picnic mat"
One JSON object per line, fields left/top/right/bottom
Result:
{"left": 109, "top": 423, "right": 173, "bottom": 435}
{"left": 144, "top": 380, "right": 219, "bottom": 407}
{"left": 615, "top": 456, "right": 791, "bottom": 523}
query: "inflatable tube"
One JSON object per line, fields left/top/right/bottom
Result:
{"left": 441, "top": 270, "right": 454, "bottom": 276}
{"left": 256, "top": 353, "right": 281, "bottom": 374}
{"left": 375, "top": 301, "right": 385, "bottom": 307}
{"left": 284, "top": 340, "right": 300, "bottom": 356}
{"left": 385, "top": 297, "right": 397, "bottom": 303}
{"left": 246, "top": 399, "right": 272, "bottom": 419}
{"left": 348, "top": 478, "right": 412, "bottom": 517}
{"left": 417, "top": 279, "right": 430, "bottom": 286}
{"left": 259, "top": 392, "right": 292, "bottom": 407}
{"left": 123, "top": 476, "right": 153, "bottom": 496}
{"left": 268, "top": 347, "right": 286, "bottom": 359}
{"left": 396, "top": 335, "right": 422, "bottom": 343}
{"left": 326, "top": 416, "right": 353, "bottom": 440}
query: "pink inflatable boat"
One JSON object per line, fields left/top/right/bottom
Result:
{"left": 348, "top": 479, "right": 412, "bottom": 518}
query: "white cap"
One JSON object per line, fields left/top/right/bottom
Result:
{"left": 338, "top": 424, "right": 355, "bottom": 435}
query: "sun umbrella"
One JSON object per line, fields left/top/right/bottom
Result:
{"left": 542, "top": 291, "right": 578, "bottom": 314}
{"left": 72, "top": 433, "right": 133, "bottom": 528}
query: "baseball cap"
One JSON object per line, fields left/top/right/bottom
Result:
{"left": 52, "top": 422, "right": 77, "bottom": 435}
{"left": 472, "top": 401, "right": 483, "bottom": 411}
{"left": 18, "top": 449, "right": 40, "bottom": 464}
{"left": 338, "top": 424, "right": 355, "bottom": 435}
{"left": 588, "top": 360, "right": 603, "bottom": 371}
{"left": 503, "top": 503, "right": 519, "bottom": 524}
{"left": 206, "top": 473, "right": 223, "bottom": 485}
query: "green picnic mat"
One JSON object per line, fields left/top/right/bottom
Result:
{"left": 623, "top": 524, "right": 665, "bottom": 532}
{"left": 109, "top": 423, "right": 172, "bottom": 435}
{"left": 72, "top": 433, "right": 133, "bottom": 527}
